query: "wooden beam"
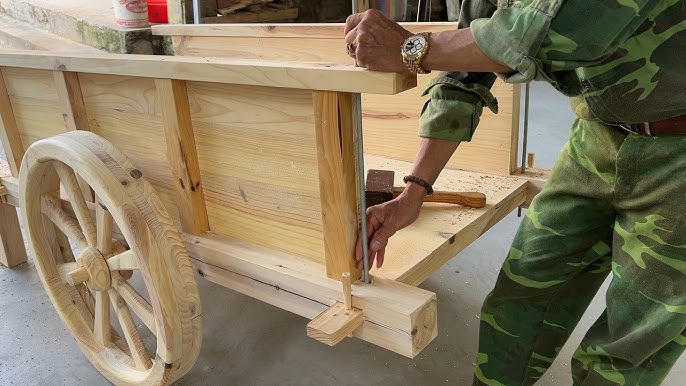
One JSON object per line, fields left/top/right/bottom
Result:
{"left": 184, "top": 231, "right": 437, "bottom": 358}
{"left": 53, "top": 71, "right": 90, "bottom": 132}
{"left": 313, "top": 91, "right": 360, "bottom": 281}
{"left": 201, "top": 7, "right": 298, "bottom": 24}
{"left": 519, "top": 168, "right": 549, "bottom": 209}
{"left": 0, "top": 67, "right": 25, "bottom": 176}
{"left": 307, "top": 302, "right": 363, "bottom": 346}
{"left": 0, "top": 202, "right": 27, "bottom": 267}
{"left": 0, "top": 51, "right": 416, "bottom": 95}
{"left": 155, "top": 78, "right": 209, "bottom": 235}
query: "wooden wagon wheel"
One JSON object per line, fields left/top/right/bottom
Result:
{"left": 19, "top": 131, "right": 202, "bottom": 385}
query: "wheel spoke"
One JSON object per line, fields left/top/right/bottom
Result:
{"left": 109, "top": 289, "right": 153, "bottom": 370}
{"left": 57, "top": 262, "right": 81, "bottom": 284}
{"left": 54, "top": 226, "right": 77, "bottom": 263}
{"left": 107, "top": 250, "right": 140, "bottom": 271}
{"left": 54, "top": 162, "right": 97, "bottom": 247}
{"left": 111, "top": 273, "right": 155, "bottom": 333}
{"left": 94, "top": 291, "right": 111, "bottom": 345}
{"left": 43, "top": 215, "right": 65, "bottom": 264}
{"left": 96, "top": 195, "right": 113, "bottom": 255}
{"left": 42, "top": 194, "right": 88, "bottom": 250}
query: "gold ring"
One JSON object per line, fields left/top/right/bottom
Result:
{"left": 346, "top": 43, "right": 356, "bottom": 59}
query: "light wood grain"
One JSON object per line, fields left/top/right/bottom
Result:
{"left": 0, "top": 67, "right": 25, "bottom": 176}
{"left": 53, "top": 71, "right": 90, "bottom": 131}
{"left": 155, "top": 22, "right": 520, "bottom": 175}
{"left": 306, "top": 302, "right": 363, "bottom": 346}
{"left": 1, "top": 67, "right": 66, "bottom": 148}
{"left": 0, "top": 50, "right": 416, "bottom": 95}
{"left": 0, "top": 202, "right": 27, "bottom": 267}
{"left": 156, "top": 78, "right": 209, "bottom": 235}
{"left": 366, "top": 155, "right": 528, "bottom": 285}
{"left": 185, "top": 231, "right": 438, "bottom": 358}
{"left": 313, "top": 91, "right": 360, "bottom": 280}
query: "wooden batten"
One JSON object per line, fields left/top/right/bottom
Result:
{"left": 519, "top": 168, "right": 549, "bottom": 209}
{"left": 155, "top": 78, "right": 209, "bottom": 235}
{"left": 313, "top": 91, "right": 361, "bottom": 281}
{"left": 0, "top": 67, "right": 25, "bottom": 176}
{"left": 53, "top": 71, "right": 90, "bottom": 131}
{"left": 184, "top": 232, "right": 438, "bottom": 358}
{"left": 0, "top": 51, "right": 416, "bottom": 96}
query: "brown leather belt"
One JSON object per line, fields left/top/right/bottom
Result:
{"left": 615, "top": 114, "right": 686, "bottom": 136}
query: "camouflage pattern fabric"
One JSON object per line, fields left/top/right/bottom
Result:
{"left": 474, "top": 119, "right": 686, "bottom": 385}
{"left": 420, "top": 0, "right": 686, "bottom": 140}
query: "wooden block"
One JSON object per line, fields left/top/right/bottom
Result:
{"left": 307, "top": 302, "right": 363, "bottom": 346}
{"left": 53, "top": 71, "right": 90, "bottom": 131}
{"left": 0, "top": 202, "right": 27, "bottom": 268}
{"left": 365, "top": 169, "right": 394, "bottom": 208}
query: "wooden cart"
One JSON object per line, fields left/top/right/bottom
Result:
{"left": 0, "top": 24, "right": 544, "bottom": 385}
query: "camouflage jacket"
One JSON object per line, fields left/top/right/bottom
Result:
{"left": 419, "top": 0, "right": 686, "bottom": 142}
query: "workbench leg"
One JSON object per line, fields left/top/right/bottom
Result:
{"left": 0, "top": 202, "right": 27, "bottom": 268}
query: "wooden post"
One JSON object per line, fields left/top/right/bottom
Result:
{"left": 53, "top": 71, "right": 90, "bottom": 132}
{"left": 0, "top": 202, "right": 27, "bottom": 268}
{"left": 0, "top": 67, "right": 25, "bottom": 177}
{"left": 155, "top": 78, "right": 209, "bottom": 235}
{"left": 313, "top": 91, "right": 361, "bottom": 281}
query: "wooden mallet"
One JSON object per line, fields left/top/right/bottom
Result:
{"left": 365, "top": 169, "right": 486, "bottom": 208}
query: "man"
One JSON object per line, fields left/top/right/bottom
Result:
{"left": 345, "top": 1, "right": 686, "bottom": 385}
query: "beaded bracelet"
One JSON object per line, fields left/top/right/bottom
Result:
{"left": 403, "top": 175, "right": 434, "bottom": 195}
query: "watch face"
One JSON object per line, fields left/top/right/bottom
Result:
{"left": 404, "top": 35, "right": 428, "bottom": 56}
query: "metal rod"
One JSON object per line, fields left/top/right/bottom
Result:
{"left": 518, "top": 82, "right": 531, "bottom": 217}
{"left": 417, "top": 0, "right": 432, "bottom": 22}
{"left": 352, "top": 93, "right": 370, "bottom": 283}
{"left": 352, "top": 0, "right": 358, "bottom": 14}
{"left": 192, "top": 0, "right": 201, "bottom": 24}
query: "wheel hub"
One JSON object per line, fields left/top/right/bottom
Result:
{"left": 68, "top": 247, "right": 112, "bottom": 291}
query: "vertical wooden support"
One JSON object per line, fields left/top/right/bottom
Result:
{"left": 53, "top": 71, "right": 90, "bottom": 132}
{"left": 155, "top": 78, "right": 209, "bottom": 235}
{"left": 509, "top": 84, "right": 522, "bottom": 174}
{"left": 0, "top": 67, "right": 25, "bottom": 177}
{"left": 313, "top": 91, "right": 361, "bottom": 281}
{"left": 53, "top": 70, "right": 94, "bottom": 202}
{"left": 0, "top": 202, "right": 27, "bottom": 267}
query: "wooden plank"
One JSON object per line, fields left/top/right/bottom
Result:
{"left": 365, "top": 155, "right": 528, "bottom": 286}
{"left": 154, "top": 23, "right": 519, "bottom": 175}
{"left": 0, "top": 51, "right": 416, "bottom": 95}
{"left": 520, "top": 168, "right": 549, "bottom": 209}
{"left": 307, "top": 302, "right": 363, "bottom": 346}
{"left": 0, "top": 67, "right": 25, "bottom": 176}
{"left": 201, "top": 7, "right": 298, "bottom": 23}
{"left": 0, "top": 201, "right": 27, "bottom": 267}
{"left": 184, "top": 231, "right": 438, "bottom": 358}
{"left": 53, "top": 71, "right": 90, "bottom": 131}
{"left": 313, "top": 91, "right": 360, "bottom": 280}
{"left": 152, "top": 22, "right": 458, "bottom": 38}
{"left": 155, "top": 78, "right": 209, "bottom": 235}
{"left": 189, "top": 81, "right": 325, "bottom": 263}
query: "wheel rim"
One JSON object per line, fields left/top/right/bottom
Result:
{"left": 19, "top": 131, "right": 201, "bottom": 385}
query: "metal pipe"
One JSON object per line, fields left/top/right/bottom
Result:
{"left": 518, "top": 82, "right": 531, "bottom": 217}
{"left": 352, "top": 93, "right": 371, "bottom": 283}
{"left": 352, "top": 0, "right": 358, "bottom": 14}
{"left": 193, "top": 0, "right": 201, "bottom": 24}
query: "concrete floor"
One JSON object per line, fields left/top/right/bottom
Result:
{"left": 2, "top": 82, "right": 686, "bottom": 385}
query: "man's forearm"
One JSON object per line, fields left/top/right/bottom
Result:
{"left": 423, "top": 29, "right": 512, "bottom": 74}
{"left": 411, "top": 137, "right": 461, "bottom": 184}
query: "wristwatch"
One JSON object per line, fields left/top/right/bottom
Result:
{"left": 401, "top": 32, "right": 431, "bottom": 74}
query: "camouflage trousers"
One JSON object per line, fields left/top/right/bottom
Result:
{"left": 474, "top": 118, "right": 686, "bottom": 385}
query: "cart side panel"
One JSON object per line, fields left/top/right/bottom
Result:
{"left": 78, "top": 73, "right": 181, "bottom": 221}
{"left": 187, "top": 81, "right": 326, "bottom": 264}
{"left": 2, "top": 67, "right": 67, "bottom": 147}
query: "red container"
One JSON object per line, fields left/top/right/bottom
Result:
{"left": 148, "top": 0, "right": 168, "bottom": 23}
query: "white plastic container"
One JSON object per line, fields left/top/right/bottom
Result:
{"left": 113, "top": 0, "right": 149, "bottom": 28}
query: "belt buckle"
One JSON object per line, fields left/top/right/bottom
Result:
{"left": 617, "top": 122, "right": 652, "bottom": 136}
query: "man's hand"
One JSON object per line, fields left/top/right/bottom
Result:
{"left": 355, "top": 185, "right": 425, "bottom": 269}
{"left": 344, "top": 9, "right": 413, "bottom": 73}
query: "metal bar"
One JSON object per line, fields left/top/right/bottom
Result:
{"left": 192, "top": 0, "right": 201, "bottom": 24}
{"left": 352, "top": 1, "right": 358, "bottom": 14}
{"left": 417, "top": 0, "right": 432, "bottom": 22}
{"left": 518, "top": 82, "right": 531, "bottom": 217}
{"left": 352, "top": 93, "right": 370, "bottom": 283}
